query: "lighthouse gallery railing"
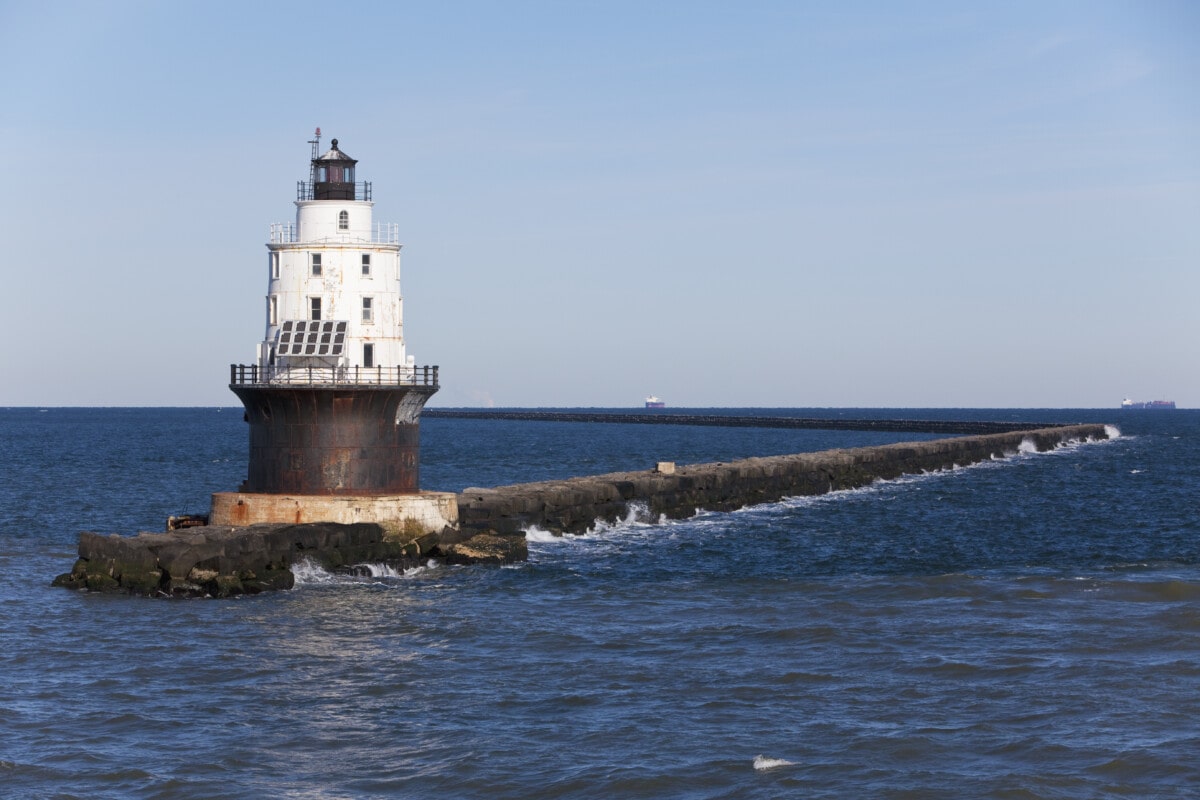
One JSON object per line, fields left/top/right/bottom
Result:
{"left": 230, "top": 364, "right": 438, "bottom": 388}
{"left": 268, "top": 222, "right": 400, "bottom": 245}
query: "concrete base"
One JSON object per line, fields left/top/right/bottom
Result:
{"left": 210, "top": 491, "right": 457, "bottom": 540}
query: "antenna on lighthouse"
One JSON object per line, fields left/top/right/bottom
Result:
{"left": 307, "top": 127, "right": 321, "bottom": 186}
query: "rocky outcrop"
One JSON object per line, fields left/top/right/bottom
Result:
{"left": 456, "top": 425, "right": 1109, "bottom": 535}
{"left": 439, "top": 532, "right": 529, "bottom": 565}
{"left": 52, "top": 521, "right": 524, "bottom": 598}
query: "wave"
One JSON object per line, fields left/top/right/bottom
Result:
{"left": 524, "top": 526, "right": 562, "bottom": 543}
{"left": 1013, "top": 569, "right": 1200, "bottom": 603}
{"left": 524, "top": 501, "right": 662, "bottom": 544}
{"left": 590, "top": 501, "right": 660, "bottom": 532}
{"left": 753, "top": 755, "right": 795, "bottom": 770}
{"left": 290, "top": 557, "right": 435, "bottom": 587}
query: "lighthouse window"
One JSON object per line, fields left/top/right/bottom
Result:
{"left": 338, "top": 210, "right": 349, "bottom": 231}
{"left": 310, "top": 297, "right": 322, "bottom": 320}
{"left": 270, "top": 252, "right": 279, "bottom": 279}
{"left": 311, "top": 253, "right": 322, "bottom": 276}
{"left": 363, "top": 343, "right": 375, "bottom": 369}
{"left": 269, "top": 295, "right": 278, "bottom": 325}
{"left": 362, "top": 254, "right": 371, "bottom": 276}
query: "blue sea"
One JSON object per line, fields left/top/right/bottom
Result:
{"left": 1, "top": 407, "right": 1198, "bottom": 799}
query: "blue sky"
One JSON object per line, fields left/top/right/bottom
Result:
{"left": 1, "top": 1, "right": 1196, "bottom": 407}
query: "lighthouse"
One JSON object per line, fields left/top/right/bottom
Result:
{"left": 211, "top": 131, "right": 454, "bottom": 532}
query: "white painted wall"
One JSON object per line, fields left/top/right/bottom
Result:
{"left": 296, "top": 200, "right": 373, "bottom": 242}
{"left": 259, "top": 197, "right": 409, "bottom": 373}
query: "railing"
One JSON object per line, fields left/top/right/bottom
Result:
{"left": 297, "top": 181, "right": 372, "bottom": 201}
{"left": 230, "top": 364, "right": 438, "bottom": 388}
{"left": 269, "top": 222, "right": 296, "bottom": 243}
{"left": 372, "top": 223, "right": 400, "bottom": 244}
{"left": 267, "top": 222, "right": 399, "bottom": 244}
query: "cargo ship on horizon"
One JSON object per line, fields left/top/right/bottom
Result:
{"left": 1121, "top": 398, "right": 1176, "bottom": 410}
{"left": 645, "top": 396, "right": 665, "bottom": 409}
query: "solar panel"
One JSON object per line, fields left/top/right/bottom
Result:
{"left": 275, "top": 320, "right": 349, "bottom": 357}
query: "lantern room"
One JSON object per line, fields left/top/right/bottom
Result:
{"left": 312, "top": 138, "right": 358, "bottom": 200}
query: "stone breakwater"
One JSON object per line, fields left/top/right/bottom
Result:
{"left": 54, "top": 424, "right": 1108, "bottom": 597}
{"left": 53, "top": 521, "right": 526, "bottom": 598}
{"left": 456, "top": 425, "right": 1110, "bottom": 535}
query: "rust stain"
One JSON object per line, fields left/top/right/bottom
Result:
{"left": 231, "top": 385, "right": 435, "bottom": 495}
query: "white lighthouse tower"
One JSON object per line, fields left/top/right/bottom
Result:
{"left": 258, "top": 133, "right": 414, "bottom": 383}
{"left": 214, "top": 131, "right": 452, "bottom": 530}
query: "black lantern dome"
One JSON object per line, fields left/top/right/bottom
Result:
{"left": 311, "top": 138, "right": 358, "bottom": 200}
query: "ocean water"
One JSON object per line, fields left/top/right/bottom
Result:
{"left": 1, "top": 407, "right": 1198, "bottom": 799}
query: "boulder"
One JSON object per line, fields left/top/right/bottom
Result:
{"left": 438, "top": 532, "right": 527, "bottom": 565}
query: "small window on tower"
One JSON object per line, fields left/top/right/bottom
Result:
{"left": 270, "top": 252, "right": 279, "bottom": 279}
{"left": 363, "top": 343, "right": 375, "bottom": 368}
{"left": 338, "top": 210, "right": 349, "bottom": 230}
{"left": 311, "top": 253, "right": 322, "bottom": 276}
{"left": 310, "top": 297, "right": 322, "bottom": 321}
{"left": 269, "top": 295, "right": 278, "bottom": 325}
{"left": 362, "top": 254, "right": 371, "bottom": 276}
{"left": 362, "top": 297, "right": 374, "bottom": 323}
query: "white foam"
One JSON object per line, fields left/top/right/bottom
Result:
{"left": 1017, "top": 437, "right": 1039, "bottom": 454}
{"left": 1105, "top": 425, "right": 1122, "bottom": 439}
{"left": 289, "top": 557, "right": 432, "bottom": 587}
{"left": 589, "top": 501, "right": 656, "bottom": 533}
{"left": 753, "top": 755, "right": 795, "bottom": 771}
{"left": 350, "top": 562, "right": 430, "bottom": 579}
{"left": 523, "top": 501, "right": 674, "bottom": 550}
{"left": 524, "top": 526, "right": 562, "bottom": 543}
{"left": 291, "top": 558, "right": 337, "bottom": 585}
{"left": 773, "top": 482, "right": 882, "bottom": 510}
{"left": 1036, "top": 433, "right": 1118, "bottom": 457}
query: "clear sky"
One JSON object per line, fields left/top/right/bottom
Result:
{"left": 1, "top": 1, "right": 1196, "bottom": 408}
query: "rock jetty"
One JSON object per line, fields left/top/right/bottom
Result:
{"left": 54, "top": 423, "right": 1108, "bottom": 597}
{"left": 53, "top": 522, "right": 526, "bottom": 598}
{"left": 456, "top": 425, "right": 1108, "bottom": 535}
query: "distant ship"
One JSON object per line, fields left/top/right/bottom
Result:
{"left": 1121, "top": 398, "right": 1176, "bottom": 410}
{"left": 645, "top": 395, "right": 665, "bottom": 409}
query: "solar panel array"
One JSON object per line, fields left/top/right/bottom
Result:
{"left": 276, "top": 320, "right": 348, "bottom": 357}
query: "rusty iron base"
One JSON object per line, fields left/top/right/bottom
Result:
{"left": 231, "top": 384, "right": 438, "bottom": 495}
